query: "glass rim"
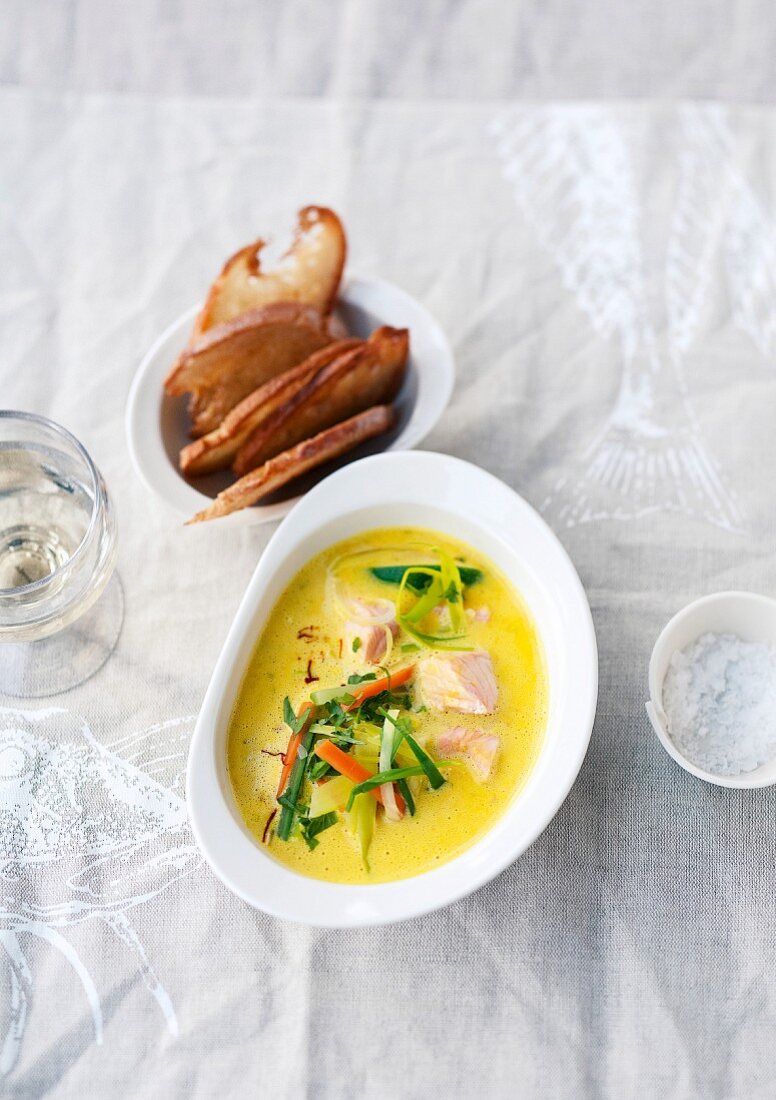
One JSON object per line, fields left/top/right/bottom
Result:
{"left": 0, "top": 409, "right": 103, "bottom": 598}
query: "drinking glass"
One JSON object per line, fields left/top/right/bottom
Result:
{"left": 0, "top": 411, "right": 123, "bottom": 697}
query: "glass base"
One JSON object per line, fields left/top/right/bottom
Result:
{"left": 0, "top": 573, "right": 124, "bottom": 698}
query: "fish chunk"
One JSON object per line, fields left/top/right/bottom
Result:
{"left": 417, "top": 650, "right": 497, "bottom": 714}
{"left": 436, "top": 727, "right": 500, "bottom": 781}
{"left": 343, "top": 597, "right": 399, "bottom": 663}
{"left": 345, "top": 620, "right": 399, "bottom": 664}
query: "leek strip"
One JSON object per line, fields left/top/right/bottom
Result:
{"left": 371, "top": 565, "right": 483, "bottom": 588}
{"left": 397, "top": 778, "right": 415, "bottom": 816}
{"left": 310, "top": 686, "right": 356, "bottom": 706}
{"left": 345, "top": 765, "right": 427, "bottom": 811}
{"left": 399, "top": 569, "right": 444, "bottom": 624}
{"left": 309, "top": 775, "right": 354, "bottom": 817}
{"left": 347, "top": 790, "right": 376, "bottom": 870}
{"left": 276, "top": 723, "right": 316, "bottom": 840}
{"left": 398, "top": 619, "right": 473, "bottom": 650}
{"left": 405, "top": 733, "right": 446, "bottom": 790}
{"left": 435, "top": 547, "right": 465, "bottom": 634}
{"left": 379, "top": 709, "right": 402, "bottom": 821}
{"left": 397, "top": 558, "right": 472, "bottom": 650}
{"left": 377, "top": 707, "right": 411, "bottom": 759}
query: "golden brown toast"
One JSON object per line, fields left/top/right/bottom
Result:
{"left": 178, "top": 338, "right": 362, "bottom": 476}
{"left": 233, "top": 326, "right": 408, "bottom": 476}
{"left": 193, "top": 206, "right": 346, "bottom": 337}
{"left": 164, "top": 303, "right": 333, "bottom": 437}
{"left": 187, "top": 405, "right": 395, "bottom": 524}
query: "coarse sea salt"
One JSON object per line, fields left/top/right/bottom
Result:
{"left": 662, "top": 632, "right": 776, "bottom": 776}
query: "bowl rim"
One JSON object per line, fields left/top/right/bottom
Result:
{"left": 646, "top": 590, "right": 776, "bottom": 789}
{"left": 186, "top": 450, "right": 598, "bottom": 926}
{"left": 125, "top": 275, "right": 455, "bottom": 526}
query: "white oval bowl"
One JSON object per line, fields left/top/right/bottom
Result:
{"left": 647, "top": 590, "right": 776, "bottom": 788}
{"left": 125, "top": 276, "right": 454, "bottom": 526}
{"left": 187, "top": 451, "right": 598, "bottom": 926}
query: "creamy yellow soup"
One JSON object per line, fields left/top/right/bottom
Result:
{"left": 227, "top": 527, "right": 548, "bottom": 884}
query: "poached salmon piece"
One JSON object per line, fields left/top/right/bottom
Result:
{"left": 342, "top": 596, "right": 399, "bottom": 664}
{"left": 345, "top": 621, "right": 398, "bottom": 664}
{"left": 436, "top": 726, "right": 500, "bottom": 781}
{"left": 417, "top": 650, "right": 497, "bottom": 715}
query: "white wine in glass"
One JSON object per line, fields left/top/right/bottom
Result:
{"left": 0, "top": 411, "right": 122, "bottom": 696}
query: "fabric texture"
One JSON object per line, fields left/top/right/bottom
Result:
{"left": 3, "top": 8, "right": 776, "bottom": 1097}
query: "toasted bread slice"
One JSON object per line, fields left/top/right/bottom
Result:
{"left": 179, "top": 338, "right": 362, "bottom": 476}
{"left": 187, "top": 406, "right": 395, "bottom": 524}
{"left": 193, "top": 206, "right": 346, "bottom": 336}
{"left": 233, "top": 326, "right": 408, "bottom": 476}
{"left": 165, "top": 303, "right": 333, "bottom": 437}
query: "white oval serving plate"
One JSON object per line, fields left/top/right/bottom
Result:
{"left": 187, "top": 451, "right": 598, "bottom": 926}
{"left": 126, "top": 276, "right": 454, "bottom": 526}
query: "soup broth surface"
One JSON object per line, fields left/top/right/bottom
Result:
{"left": 227, "top": 527, "right": 548, "bottom": 884}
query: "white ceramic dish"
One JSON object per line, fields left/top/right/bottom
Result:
{"left": 125, "top": 276, "right": 454, "bottom": 526}
{"left": 187, "top": 450, "right": 598, "bottom": 926}
{"left": 646, "top": 591, "right": 776, "bottom": 788}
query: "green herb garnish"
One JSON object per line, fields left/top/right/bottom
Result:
{"left": 310, "top": 685, "right": 356, "bottom": 706}
{"left": 299, "top": 811, "right": 338, "bottom": 849}
{"left": 370, "top": 564, "right": 483, "bottom": 589}
{"left": 307, "top": 757, "right": 334, "bottom": 782}
{"left": 443, "top": 581, "right": 460, "bottom": 603}
{"left": 283, "top": 696, "right": 309, "bottom": 734}
{"left": 345, "top": 765, "right": 429, "bottom": 811}
{"left": 276, "top": 722, "right": 316, "bottom": 841}
{"left": 405, "top": 733, "right": 446, "bottom": 789}
{"left": 396, "top": 778, "right": 416, "bottom": 816}
{"left": 347, "top": 671, "right": 377, "bottom": 685}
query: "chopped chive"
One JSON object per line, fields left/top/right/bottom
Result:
{"left": 345, "top": 765, "right": 428, "bottom": 812}
{"left": 405, "top": 733, "right": 446, "bottom": 790}
{"left": 396, "top": 778, "right": 415, "bottom": 816}
{"left": 276, "top": 721, "right": 316, "bottom": 841}
{"left": 352, "top": 637, "right": 361, "bottom": 653}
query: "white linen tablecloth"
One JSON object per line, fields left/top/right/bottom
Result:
{"left": 3, "top": 85, "right": 776, "bottom": 1098}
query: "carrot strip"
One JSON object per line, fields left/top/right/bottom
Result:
{"left": 314, "top": 740, "right": 406, "bottom": 814}
{"left": 344, "top": 665, "right": 415, "bottom": 710}
{"left": 276, "top": 701, "right": 316, "bottom": 798}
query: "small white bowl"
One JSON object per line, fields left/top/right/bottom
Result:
{"left": 647, "top": 591, "right": 776, "bottom": 788}
{"left": 125, "top": 276, "right": 454, "bottom": 526}
{"left": 187, "top": 450, "right": 598, "bottom": 926}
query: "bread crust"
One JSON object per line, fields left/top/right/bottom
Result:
{"left": 164, "top": 302, "right": 333, "bottom": 437}
{"left": 233, "top": 326, "right": 408, "bottom": 476}
{"left": 193, "top": 206, "right": 346, "bottom": 336}
{"left": 178, "top": 338, "right": 361, "bottom": 475}
{"left": 187, "top": 405, "right": 395, "bottom": 523}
